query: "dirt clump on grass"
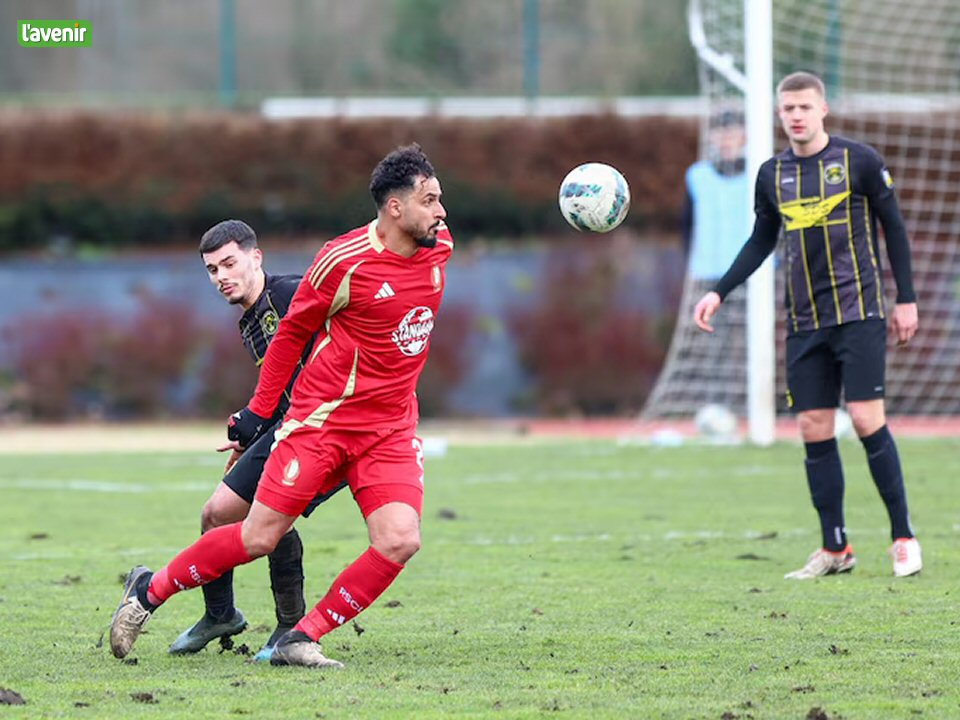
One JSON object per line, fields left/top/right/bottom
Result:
{"left": 0, "top": 688, "right": 25, "bottom": 705}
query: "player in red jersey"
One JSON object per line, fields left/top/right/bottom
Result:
{"left": 110, "top": 144, "right": 452, "bottom": 668}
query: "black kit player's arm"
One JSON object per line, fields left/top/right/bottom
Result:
{"left": 264, "top": 274, "right": 306, "bottom": 426}
{"left": 712, "top": 163, "right": 781, "bottom": 301}
{"left": 228, "top": 274, "right": 303, "bottom": 448}
{"left": 859, "top": 151, "right": 916, "bottom": 303}
{"left": 227, "top": 406, "right": 270, "bottom": 449}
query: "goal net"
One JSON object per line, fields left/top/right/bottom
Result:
{"left": 644, "top": 0, "right": 960, "bottom": 419}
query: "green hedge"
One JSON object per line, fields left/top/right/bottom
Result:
{"left": 0, "top": 111, "right": 699, "bottom": 249}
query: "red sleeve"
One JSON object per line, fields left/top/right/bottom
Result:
{"left": 248, "top": 250, "right": 350, "bottom": 417}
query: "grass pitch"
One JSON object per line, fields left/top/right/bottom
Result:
{"left": 0, "top": 437, "right": 958, "bottom": 719}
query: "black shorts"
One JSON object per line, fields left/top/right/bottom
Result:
{"left": 222, "top": 422, "right": 345, "bottom": 518}
{"left": 785, "top": 319, "right": 887, "bottom": 412}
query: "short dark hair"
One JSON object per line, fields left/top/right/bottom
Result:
{"left": 777, "top": 71, "right": 826, "bottom": 98}
{"left": 199, "top": 219, "right": 258, "bottom": 255}
{"left": 369, "top": 143, "right": 436, "bottom": 209}
{"left": 709, "top": 109, "right": 744, "bottom": 129}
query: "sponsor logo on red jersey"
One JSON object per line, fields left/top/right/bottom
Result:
{"left": 392, "top": 306, "right": 435, "bottom": 357}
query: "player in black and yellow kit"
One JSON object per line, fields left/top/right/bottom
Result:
{"left": 693, "top": 72, "right": 922, "bottom": 579}
{"left": 169, "top": 220, "right": 343, "bottom": 659}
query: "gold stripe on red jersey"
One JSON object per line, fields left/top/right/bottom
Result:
{"left": 272, "top": 348, "right": 360, "bottom": 446}
{"left": 308, "top": 231, "right": 372, "bottom": 289}
{"left": 309, "top": 332, "right": 331, "bottom": 365}
{"left": 367, "top": 220, "right": 385, "bottom": 252}
{"left": 326, "top": 261, "right": 364, "bottom": 317}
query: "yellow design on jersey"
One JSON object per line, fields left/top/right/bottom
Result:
{"left": 779, "top": 191, "right": 851, "bottom": 230}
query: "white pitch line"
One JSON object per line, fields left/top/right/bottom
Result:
{"left": 447, "top": 526, "right": 904, "bottom": 547}
{"left": 459, "top": 465, "right": 783, "bottom": 485}
{"left": 461, "top": 469, "right": 656, "bottom": 485}
{"left": 8, "top": 547, "right": 192, "bottom": 562}
{"left": 0, "top": 479, "right": 213, "bottom": 493}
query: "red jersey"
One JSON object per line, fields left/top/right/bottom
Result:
{"left": 249, "top": 220, "right": 453, "bottom": 431}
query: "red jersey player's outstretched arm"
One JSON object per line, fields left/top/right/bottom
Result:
{"left": 247, "top": 250, "right": 356, "bottom": 418}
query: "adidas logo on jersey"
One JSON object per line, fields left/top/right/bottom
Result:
{"left": 374, "top": 282, "right": 396, "bottom": 300}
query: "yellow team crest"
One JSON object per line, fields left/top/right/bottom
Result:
{"left": 823, "top": 162, "right": 846, "bottom": 185}
{"left": 261, "top": 310, "right": 279, "bottom": 336}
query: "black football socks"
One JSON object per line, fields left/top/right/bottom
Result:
{"left": 861, "top": 425, "right": 914, "bottom": 540}
{"left": 804, "top": 438, "right": 847, "bottom": 551}
{"left": 269, "top": 528, "right": 307, "bottom": 627}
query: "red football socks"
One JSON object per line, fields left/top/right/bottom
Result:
{"left": 295, "top": 546, "right": 403, "bottom": 641}
{"left": 148, "top": 522, "right": 252, "bottom": 604}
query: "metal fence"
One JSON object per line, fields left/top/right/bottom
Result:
{"left": 1, "top": 0, "right": 696, "bottom": 108}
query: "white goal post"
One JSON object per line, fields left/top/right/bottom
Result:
{"left": 670, "top": 0, "right": 776, "bottom": 445}
{"left": 742, "top": 0, "right": 776, "bottom": 446}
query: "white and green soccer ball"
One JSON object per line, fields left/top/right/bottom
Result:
{"left": 558, "top": 162, "right": 631, "bottom": 233}
{"left": 694, "top": 403, "right": 738, "bottom": 441}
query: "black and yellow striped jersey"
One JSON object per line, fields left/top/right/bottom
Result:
{"left": 238, "top": 273, "right": 313, "bottom": 417}
{"left": 714, "top": 135, "right": 916, "bottom": 335}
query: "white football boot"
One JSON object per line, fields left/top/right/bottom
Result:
{"left": 110, "top": 566, "right": 154, "bottom": 658}
{"left": 890, "top": 537, "right": 922, "bottom": 577}
{"left": 270, "top": 630, "right": 344, "bottom": 669}
{"left": 784, "top": 545, "right": 856, "bottom": 580}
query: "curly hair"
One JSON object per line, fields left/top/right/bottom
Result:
{"left": 369, "top": 143, "right": 436, "bottom": 208}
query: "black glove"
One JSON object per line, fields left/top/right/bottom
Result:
{"left": 227, "top": 406, "right": 269, "bottom": 449}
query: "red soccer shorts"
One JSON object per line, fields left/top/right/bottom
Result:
{"left": 255, "top": 424, "right": 425, "bottom": 519}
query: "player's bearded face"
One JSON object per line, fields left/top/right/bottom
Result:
{"left": 403, "top": 176, "right": 446, "bottom": 248}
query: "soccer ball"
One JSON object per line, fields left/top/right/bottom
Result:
{"left": 835, "top": 407, "right": 854, "bottom": 439}
{"left": 558, "top": 162, "right": 631, "bottom": 233}
{"left": 694, "top": 403, "right": 738, "bottom": 441}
